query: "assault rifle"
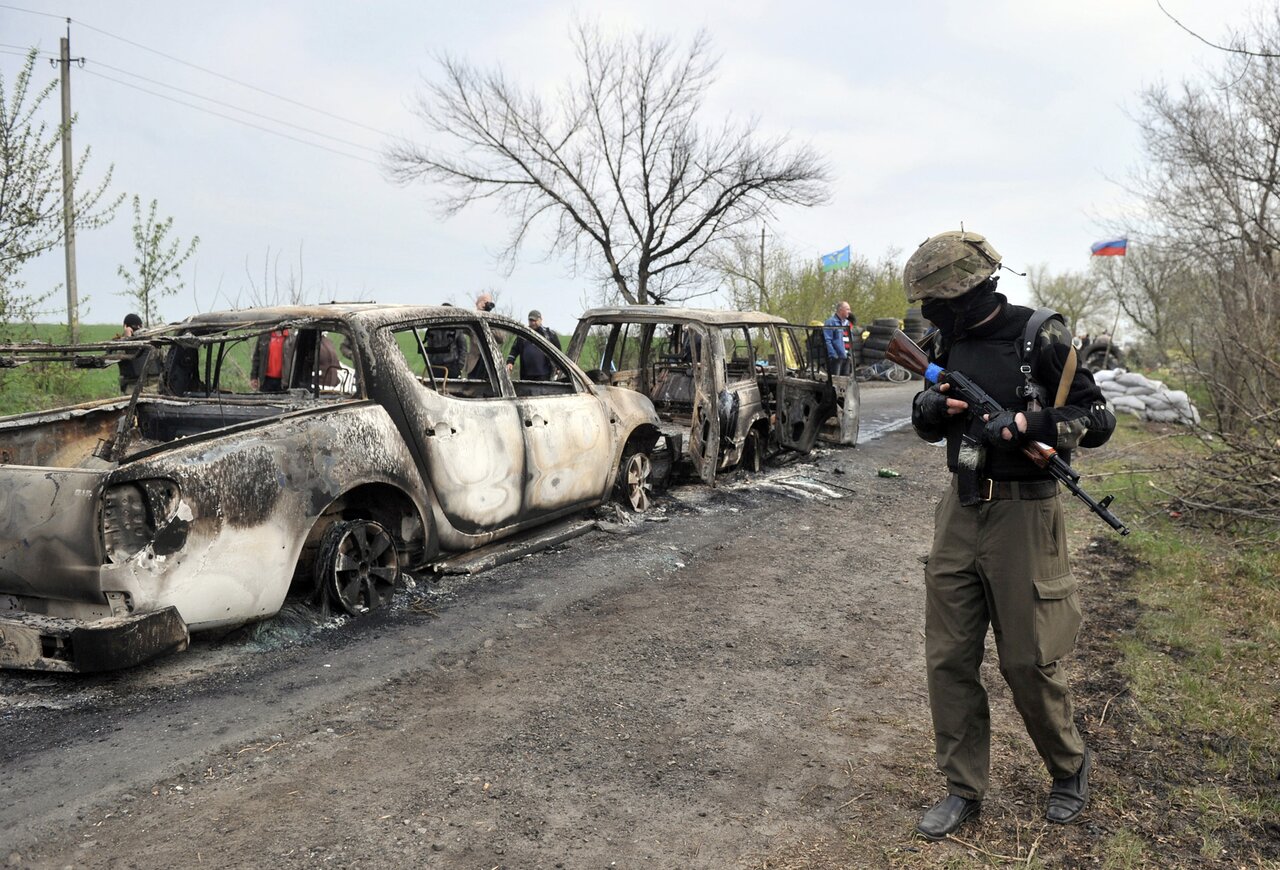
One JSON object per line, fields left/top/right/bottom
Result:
{"left": 886, "top": 329, "right": 1130, "bottom": 536}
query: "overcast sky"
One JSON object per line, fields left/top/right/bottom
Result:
{"left": 0, "top": 0, "right": 1264, "bottom": 331}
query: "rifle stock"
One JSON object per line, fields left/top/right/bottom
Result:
{"left": 887, "top": 329, "right": 1129, "bottom": 536}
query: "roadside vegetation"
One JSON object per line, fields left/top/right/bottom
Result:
{"left": 1069, "top": 415, "right": 1279, "bottom": 868}
{"left": 0, "top": 321, "right": 262, "bottom": 417}
{"left": 0, "top": 323, "right": 119, "bottom": 416}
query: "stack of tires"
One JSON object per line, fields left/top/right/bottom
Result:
{"left": 903, "top": 307, "right": 930, "bottom": 344}
{"left": 859, "top": 318, "right": 900, "bottom": 365}
{"left": 847, "top": 324, "right": 864, "bottom": 367}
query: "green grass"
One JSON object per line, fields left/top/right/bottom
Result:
{"left": 0, "top": 322, "right": 263, "bottom": 417}
{"left": 1101, "top": 829, "right": 1147, "bottom": 869}
{"left": 0, "top": 323, "right": 127, "bottom": 416}
{"left": 1072, "top": 415, "right": 1280, "bottom": 860}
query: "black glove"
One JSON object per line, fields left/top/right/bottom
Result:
{"left": 983, "top": 410, "right": 1026, "bottom": 449}
{"left": 913, "top": 386, "right": 950, "bottom": 428}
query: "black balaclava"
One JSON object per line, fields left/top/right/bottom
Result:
{"left": 920, "top": 277, "right": 1003, "bottom": 342}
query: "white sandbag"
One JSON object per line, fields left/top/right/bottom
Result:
{"left": 1115, "top": 372, "right": 1151, "bottom": 388}
{"left": 1174, "top": 404, "right": 1201, "bottom": 425}
{"left": 1110, "top": 395, "right": 1147, "bottom": 415}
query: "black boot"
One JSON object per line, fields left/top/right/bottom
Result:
{"left": 916, "top": 794, "right": 981, "bottom": 840}
{"left": 1046, "top": 747, "right": 1090, "bottom": 824}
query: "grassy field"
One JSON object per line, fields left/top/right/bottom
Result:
{"left": 1061, "top": 415, "right": 1280, "bottom": 867}
{"left": 0, "top": 323, "right": 130, "bottom": 416}
{"left": 0, "top": 322, "right": 271, "bottom": 416}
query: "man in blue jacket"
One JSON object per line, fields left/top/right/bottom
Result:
{"left": 823, "top": 301, "right": 853, "bottom": 376}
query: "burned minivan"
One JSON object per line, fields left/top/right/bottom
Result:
{"left": 567, "top": 307, "right": 858, "bottom": 484}
{"left": 0, "top": 305, "right": 663, "bottom": 672}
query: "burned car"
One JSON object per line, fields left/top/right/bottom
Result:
{"left": 0, "top": 305, "right": 663, "bottom": 672}
{"left": 567, "top": 307, "right": 859, "bottom": 484}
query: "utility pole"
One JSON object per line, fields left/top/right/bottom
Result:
{"left": 57, "top": 23, "right": 81, "bottom": 344}
{"left": 758, "top": 225, "right": 766, "bottom": 310}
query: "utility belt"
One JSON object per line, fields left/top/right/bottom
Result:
{"left": 953, "top": 474, "right": 1058, "bottom": 501}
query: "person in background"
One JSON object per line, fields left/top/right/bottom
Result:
{"left": 465, "top": 295, "right": 497, "bottom": 377}
{"left": 506, "top": 310, "right": 558, "bottom": 381}
{"left": 824, "top": 301, "right": 854, "bottom": 377}
{"left": 115, "top": 313, "right": 147, "bottom": 392}
{"left": 316, "top": 334, "right": 342, "bottom": 387}
{"left": 251, "top": 328, "right": 296, "bottom": 392}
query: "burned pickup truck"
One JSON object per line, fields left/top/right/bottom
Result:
{"left": 567, "top": 307, "right": 858, "bottom": 484}
{"left": 0, "top": 304, "right": 663, "bottom": 672}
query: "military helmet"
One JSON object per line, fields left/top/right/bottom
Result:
{"left": 903, "top": 230, "right": 1002, "bottom": 302}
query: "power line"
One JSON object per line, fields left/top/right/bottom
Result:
{"left": 3, "top": 42, "right": 383, "bottom": 157}
{"left": 88, "top": 58, "right": 382, "bottom": 155}
{"left": 0, "top": 42, "right": 57, "bottom": 57}
{"left": 74, "top": 19, "right": 395, "bottom": 138}
{"left": 0, "top": 4, "right": 397, "bottom": 137}
{"left": 81, "top": 68, "right": 381, "bottom": 167}
{"left": 0, "top": 3, "right": 64, "bottom": 21}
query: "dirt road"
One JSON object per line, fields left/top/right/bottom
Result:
{"left": 0, "top": 382, "right": 1103, "bottom": 868}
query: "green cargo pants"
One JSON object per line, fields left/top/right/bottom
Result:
{"left": 925, "top": 476, "right": 1086, "bottom": 799}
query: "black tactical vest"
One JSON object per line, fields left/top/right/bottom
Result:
{"left": 937, "top": 305, "right": 1059, "bottom": 481}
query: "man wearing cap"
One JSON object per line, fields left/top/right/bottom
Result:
{"left": 506, "top": 310, "right": 559, "bottom": 381}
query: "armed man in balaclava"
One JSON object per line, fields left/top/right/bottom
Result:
{"left": 903, "top": 229, "right": 1115, "bottom": 841}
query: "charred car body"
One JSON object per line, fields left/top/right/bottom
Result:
{"left": 568, "top": 307, "right": 858, "bottom": 484}
{"left": 0, "top": 305, "right": 662, "bottom": 672}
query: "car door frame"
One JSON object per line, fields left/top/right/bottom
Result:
{"left": 666, "top": 322, "right": 721, "bottom": 485}
{"left": 489, "top": 320, "right": 617, "bottom": 514}
{"left": 382, "top": 317, "right": 529, "bottom": 537}
{"left": 772, "top": 324, "right": 838, "bottom": 452}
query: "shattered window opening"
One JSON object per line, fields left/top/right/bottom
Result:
{"left": 392, "top": 322, "right": 500, "bottom": 399}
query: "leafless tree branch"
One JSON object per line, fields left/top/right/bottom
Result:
{"left": 1157, "top": 0, "right": 1280, "bottom": 58}
{"left": 385, "top": 22, "right": 830, "bottom": 305}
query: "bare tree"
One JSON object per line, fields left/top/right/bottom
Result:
{"left": 1026, "top": 264, "right": 1112, "bottom": 337}
{"left": 1090, "top": 244, "right": 1198, "bottom": 363}
{"left": 387, "top": 23, "right": 830, "bottom": 305}
{"left": 1127, "top": 9, "right": 1280, "bottom": 528}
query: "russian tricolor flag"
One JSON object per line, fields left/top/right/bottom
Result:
{"left": 1091, "top": 238, "right": 1128, "bottom": 256}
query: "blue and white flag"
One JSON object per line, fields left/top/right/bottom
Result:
{"left": 820, "top": 245, "right": 851, "bottom": 272}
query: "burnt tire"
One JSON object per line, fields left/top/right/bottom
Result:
{"left": 1083, "top": 342, "right": 1124, "bottom": 371}
{"left": 615, "top": 449, "right": 654, "bottom": 513}
{"left": 316, "top": 519, "right": 400, "bottom": 616}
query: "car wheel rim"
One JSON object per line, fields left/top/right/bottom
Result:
{"left": 624, "top": 452, "right": 652, "bottom": 512}
{"left": 328, "top": 521, "right": 399, "bottom": 615}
